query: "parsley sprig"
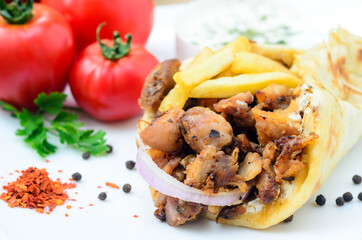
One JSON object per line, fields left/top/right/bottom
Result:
{"left": 0, "top": 92, "right": 109, "bottom": 157}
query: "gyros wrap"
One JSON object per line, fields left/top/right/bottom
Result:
{"left": 136, "top": 28, "right": 362, "bottom": 228}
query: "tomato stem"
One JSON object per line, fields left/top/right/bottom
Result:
{"left": 0, "top": 0, "right": 33, "bottom": 25}
{"left": 96, "top": 22, "right": 132, "bottom": 61}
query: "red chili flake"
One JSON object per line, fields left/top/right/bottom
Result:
{"left": 9, "top": 173, "right": 13, "bottom": 175}
{"left": 105, "top": 182, "right": 119, "bottom": 189}
{"left": 56, "top": 178, "right": 61, "bottom": 181}
{"left": 69, "top": 178, "right": 74, "bottom": 181}
{"left": 79, "top": 207, "right": 84, "bottom": 209}
{"left": 1, "top": 177, "right": 3, "bottom": 179}
{"left": 65, "top": 213, "right": 69, "bottom": 217}
{"left": 58, "top": 170, "right": 63, "bottom": 173}
{"left": 45, "top": 160, "right": 50, "bottom": 163}
{"left": 97, "top": 186, "right": 102, "bottom": 189}
{"left": 0, "top": 167, "right": 76, "bottom": 214}
{"left": 89, "top": 204, "right": 94, "bottom": 206}
{"left": 46, "top": 212, "right": 51, "bottom": 215}
{"left": 66, "top": 205, "right": 72, "bottom": 209}
{"left": 75, "top": 192, "right": 78, "bottom": 194}
{"left": 133, "top": 215, "right": 139, "bottom": 218}
{"left": 15, "top": 170, "right": 19, "bottom": 173}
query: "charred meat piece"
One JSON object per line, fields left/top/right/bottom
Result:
{"left": 214, "top": 92, "right": 255, "bottom": 128}
{"left": 141, "top": 107, "right": 185, "bottom": 154}
{"left": 274, "top": 133, "right": 318, "bottom": 182}
{"left": 164, "top": 197, "right": 202, "bottom": 226}
{"left": 262, "top": 142, "right": 277, "bottom": 175}
{"left": 139, "top": 59, "right": 180, "bottom": 111}
{"left": 252, "top": 107, "right": 301, "bottom": 146}
{"left": 235, "top": 134, "right": 263, "bottom": 155}
{"left": 184, "top": 146, "right": 239, "bottom": 190}
{"left": 256, "top": 83, "right": 293, "bottom": 110}
{"left": 237, "top": 152, "right": 263, "bottom": 181}
{"left": 256, "top": 170, "right": 280, "bottom": 204}
{"left": 181, "top": 107, "right": 233, "bottom": 152}
{"left": 217, "top": 204, "right": 246, "bottom": 221}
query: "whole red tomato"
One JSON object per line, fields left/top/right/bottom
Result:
{"left": 0, "top": 0, "right": 75, "bottom": 109}
{"left": 42, "top": 0, "right": 154, "bottom": 53}
{"left": 69, "top": 24, "right": 158, "bottom": 121}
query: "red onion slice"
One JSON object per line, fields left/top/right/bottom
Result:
{"left": 136, "top": 139, "right": 243, "bottom": 206}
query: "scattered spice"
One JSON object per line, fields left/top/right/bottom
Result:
{"left": 209, "top": 129, "right": 220, "bottom": 138}
{"left": 82, "top": 152, "right": 91, "bottom": 160}
{"left": 106, "top": 182, "right": 119, "bottom": 189}
{"left": 9, "top": 173, "right": 13, "bottom": 175}
{"left": 126, "top": 160, "right": 136, "bottom": 170}
{"left": 97, "top": 186, "right": 102, "bottom": 189}
{"left": 282, "top": 176, "right": 295, "bottom": 181}
{"left": 0, "top": 167, "right": 76, "bottom": 213}
{"left": 283, "top": 215, "right": 293, "bottom": 223}
{"left": 133, "top": 214, "right": 139, "bottom": 218}
{"left": 315, "top": 194, "right": 326, "bottom": 206}
{"left": 79, "top": 207, "right": 84, "bottom": 209}
{"left": 335, "top": 197, "right": 344, "bottom": 206}
{"left": 342, "top": 192, "right": 353, "bottom": 202}
{"left": 352, "top": 175, "right": 361, "bottom": 184}
{"left": 58, "top": 170, "right": 63, "bottom": 173}
{"left": 89, "top": 204, "right": 94, "bottom": 206}
{"left": 66, "top": 205, "right": 72, "bottom": 209}
{"left": 15, "top": 170, "right": 19, "bottom": 173}
{"left": 45, "top": 160, "right": 50, "bottom": 163}
{"left": 72, "top": 172, "right": 82, "bottom": 182}
{"left": 65, "top": 213, "right": 69, "bottom": 217}
{"left": 358, "top": 192, "right": 362, "bottom": 201}
{"left": 106, "top": 145, "right": 113, "bottom": 154}
{"left": 98, "top": 192, "right": 107, "bottom": 200}
{"left": 123, "top": 183, "right": 131, "bottom": 193}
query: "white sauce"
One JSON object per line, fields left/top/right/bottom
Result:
{"left": 288, "top": 113, "right": 301, "bottom": 121}
{"left": 179, "top": 0, "right": 302, "bottom": 50}
{"left": 246, "top": 199, "right": 264, "bottom": 213}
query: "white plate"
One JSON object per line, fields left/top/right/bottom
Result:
{"left": 1, "top": 2, "right": 362, "bottom": 240}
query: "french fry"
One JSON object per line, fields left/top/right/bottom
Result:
{"left": 174, "top": 47, "right": 234, "bottom": 90}
{"left": 190, "top": 72, "right": 301, "bottom": 98}
{"left": 190, "top": 47, "right": 214, "bottom": 66}
{"left": 158, "top": 84, "right": 190, "bottom": 112}
{"left": 251, "top": 43, "right": 304, "bottom": 67}
{"left": 231, "top": 52, "right": 291, "bottom": 74}
{"left": 219, "top": 36, "right": 251, "bottom": 53}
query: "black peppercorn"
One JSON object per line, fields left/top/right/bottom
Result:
{"left": 283, "top": 215, "right": 293, "bottom": 223}
{"left": 342, "top": 192, "right": 353, "bottom": 202}
{"left": 123, "top": 183, "right": 131, "bottom": 193}
{"left": 358, "top": 192, "right": 362, "bottom": 201}
{"left": 98, "top": 192, "right": 107, "bottom": 200}
{"left": 106, "top": 145, "right": 113, "bottom": 154}
{"left": 315, "top": 194, "right": 326, "bottom": 206}
{"left": 82, "top": 152, "right": 90, "bottom": 160}
{"left": 126, "top": 160, "right": 136, "bottom": 170}
{"left": 352, "top": 175, "right": 361, "bottom": 184}
{"left": 71, "top": 172, "right": 82, "bottom": 182}
{"left": 336, "top": 197, "right": 344, "bottom": 206}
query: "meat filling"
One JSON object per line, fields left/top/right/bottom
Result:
{"left": 141, "top": 83, "right": 318, "bottom": 226}
{"left": 181, "top": 107, "right": 233, "bottom": 153}
{"left": 139, "top": 59, "right": 180, "bottom": 111}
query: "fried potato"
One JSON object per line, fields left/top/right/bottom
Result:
{"left": 251, "top": 43, "right": 304, "bottom": 67}
{"left": 218, "top": 36, "right": 251, "bottom": 53}
{"left": 190, "top": 47, "right": 214, "bottom": 66}
{"left": 231, "top": 52, "right": 291, "bottom": 74}
{"left": 174, "top": 47, "right": 234, "bottom": 90}
{"left": 190, "top": 72, "right": 301, "bottom": 98}
{"left": 158, "top": 84, "right": 190, "bottom": 112}
{"left": 215, "top": 68, "right": 235, "bottom": 78}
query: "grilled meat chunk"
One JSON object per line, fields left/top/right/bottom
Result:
{"left": 185, "top": 146, "right": 239, "bottom": 190}
{"left": 139, "top": 59, "right": 180, "bottom": 111}
{"left": 164, "top": 197, "right": 202, "bottom": 226}
{"left": 256, "top": 83, "right": 293, "bottom": 110}
{"left": 237, "top": 152, "right": 263, "bottom": 181}
{"left": 274, "top": 133, "right": 318, "bottom": 182}
{"left": 214, "top": 92, "right": 255, "bottom": 129}
{"left": 141, "top": 107, "right": 185, "bottom": 154}
{"left": 181, "top": 107, "right": 233, "bottom": 153}
{"left": 256, "top": 170, "right": 280, "bottom": 204}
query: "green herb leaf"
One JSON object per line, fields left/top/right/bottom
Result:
{"left": 0, "top": 93, "right": 109, "bottom": 158}
{"left": 35, "top": 92, "right": 67, "bottom": 115}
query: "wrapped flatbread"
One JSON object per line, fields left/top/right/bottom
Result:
{"left": 136, "top": 27, "right": 362, "bottom": 228}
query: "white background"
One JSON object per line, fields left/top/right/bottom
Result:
{"left": 0, "top": 1, "right": 362, "bottom": 239}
